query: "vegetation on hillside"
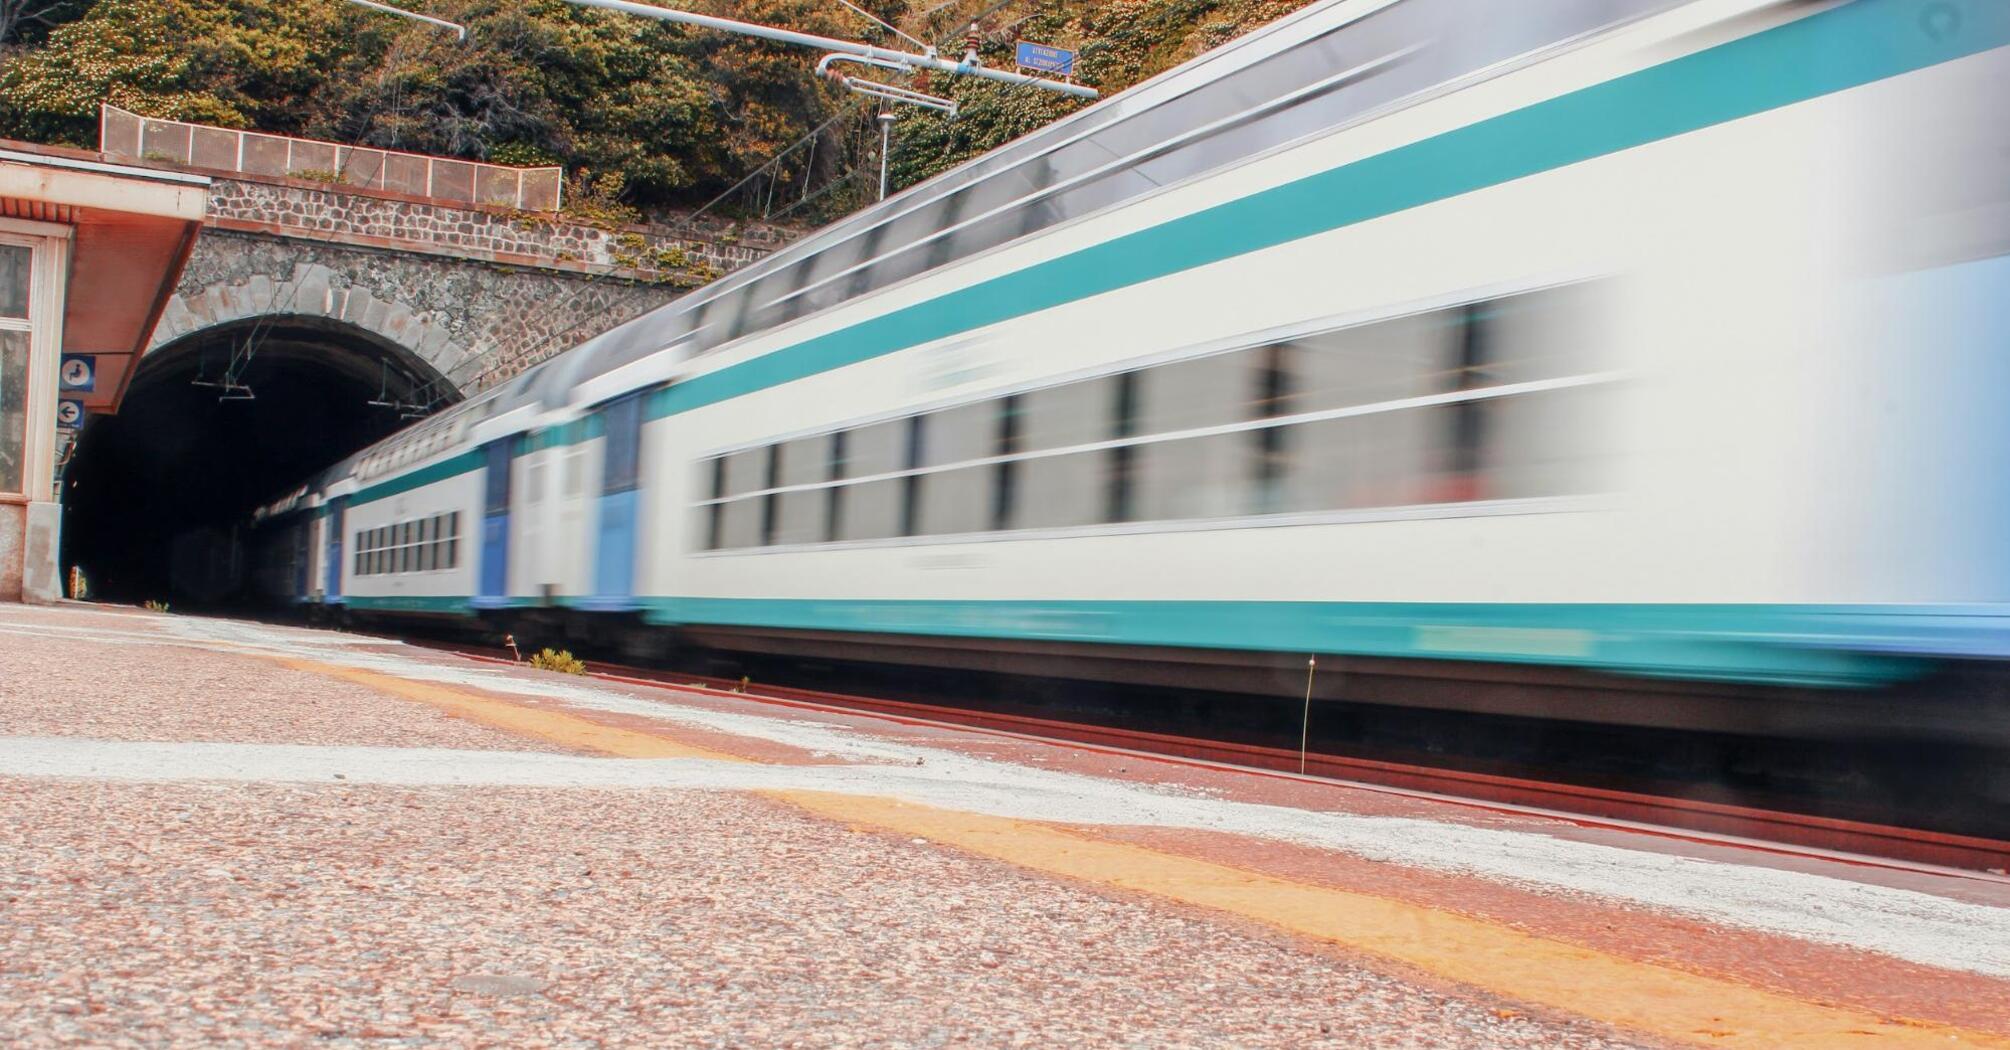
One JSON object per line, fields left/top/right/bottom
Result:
{"left": 0, "top": 0, "right": 1314, "bottom": 219}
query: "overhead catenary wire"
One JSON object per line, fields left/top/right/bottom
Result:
{"left": 832, "top": 0, "right": 933, "bottom": 52}
{"left": 554, "top": 0, "right": 1096, "bottom": 99}
{"left": 341, "top": 0, "right": 467, "bottom": 40}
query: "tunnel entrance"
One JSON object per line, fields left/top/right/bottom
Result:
{"left": 62, "top": 315, "right": 458, "bottom": 606}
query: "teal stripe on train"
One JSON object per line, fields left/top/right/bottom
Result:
{"left": 518, "top": 414, "right": 606, "bottom": 454}
{"left": 345, "top": 595, "right": 483, "bottom": 613}
{"left": 637, "top": 597, "right": 1975, "bottom": 685}
{"left": 335, "top": 591, "right": 2010, "bottom": 684}
{"left": 348, "top": 408, "right": 609, "bottom": 508}
{"left": 349, "top": 450, "right": 483, "bottom": 507}
{"left": 646, "top": 0, "right": 2010, "bottom": 421}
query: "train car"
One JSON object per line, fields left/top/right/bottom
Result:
{"left": 251, "top": 0, "right": 2010, "bottom": 737}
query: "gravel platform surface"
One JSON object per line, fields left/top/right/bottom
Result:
{"left": 0, "top": 614, "right": 565, "bottom": 754}
{"left": 0, "top": 778, "right": 1656, "bottom": 1049}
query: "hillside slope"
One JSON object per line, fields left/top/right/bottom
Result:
{"left": 0, "top": 0, "right": 1317, "bottom": 217}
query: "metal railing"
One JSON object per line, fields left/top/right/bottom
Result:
{"left": 98, "top": 105, "right": 563, "bottom": 212}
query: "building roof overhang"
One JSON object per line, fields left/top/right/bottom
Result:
{"left": 0, "top": 140, "right": 210, "bottom": 412}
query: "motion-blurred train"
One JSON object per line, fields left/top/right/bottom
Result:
{"left": 250, "top": 0, "right": 2010, "bottom": 738}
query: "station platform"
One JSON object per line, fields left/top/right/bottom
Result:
{"left": 0, "top": 602, "right": 2005, "bottom": 1048}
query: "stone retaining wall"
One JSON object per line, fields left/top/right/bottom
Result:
{"left": 204, "top": 176, "right": 799, "bottom": 286}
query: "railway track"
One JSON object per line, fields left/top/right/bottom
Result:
{"left": 414, "top": 638, "right": 2010, "bottom": 877}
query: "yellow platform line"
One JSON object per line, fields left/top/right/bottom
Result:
{"left": 277, "top": 659, "right": 747, "bottom": 763}
{"left": 284, "top": 656, "right": 2009, "bottom": 1050}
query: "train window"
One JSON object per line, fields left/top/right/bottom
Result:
{"left": 900, "top": 415, "right": 925, "bottom": 537}
{"left": 720, "top": 448, "right": 766, "bottom": 499}
{"left": 773, "top": 490, "right": 827, "bottom": 546}
{"left": 919, "top": 403, "right": 991, "bottom": 468}
{"left": 705, "top": 457, "right": 727, "bottom": 551}
{"left": 1018, "top": 376, "right": 1115, "bottom": 453}
{"left": 916, "top": 404, "right": 991, "bottom": 535}
{"left": 563, "top": 447, "right": 586, "bottom": 499}
{"left": 1477, "top": 384, "right": 1602, "bottom": 501}
{"left": 843, "top": 419, "right": 907, "bottom": 477}
{"left": 760, "top": 445, "right": 781, "bottom": 547}
{"left": 918, "top": 464, "right": 990, "bottom": 536}
{"left": 525, "top": 460, "right": 546, "bottom": 504}
{"left": 602, "top": 395, "right": 643, "bottom": 494}
{"left": 1134, "top": 431, "right": 1252, "bottom": 522}
{"left": 693, "top": 284, "right": 1607, "bottom": 551}
{"left": 1135, "top": 348, "right": 1264, "bottom": 436}
{"left": 719, "top": 496, "right": 763, "bottom": 550}
{"left": 1290, "top": 310, "right": 1458, "bottom": 416}
{"left": 825, "top": 430, "right": 847, "bottom": 543}
{"left": 1106, "top": 373, "right": 1140, "bottom": 523}
{"left": 837, "top": 477, "right": 903, "bottom": 542}
{"left": 1013, "top": 450, "right": 1107, "bottom": 531}
{"left": 777, "top": 435, "right": 828, "bottom": 487}
{"left": 1280, "top": 404, "right": 1453, "bottom": 512}
{"left": 446, "top": 512, "right": 460, "bottom": 569}
{"left": 419, "top": 518, "right": 435, "bottom": 572}
{"left": 1470, "top": 284, "right": 1601, "bottom": 388}
{"left": 993, "top": 396, "right": 1021, "bottom": 532}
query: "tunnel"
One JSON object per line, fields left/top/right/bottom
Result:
{"left": 61, "top": 315, "right": 457, "bottom": 606}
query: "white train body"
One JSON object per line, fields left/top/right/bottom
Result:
{"left": 255, "top": 0, "right": 2010, "bottom": 688}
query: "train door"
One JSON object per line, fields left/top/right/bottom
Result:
{"left": 521, "top": 452, "right": 549, "bottom": 600}
{"left": 588, "top": 393, "right": 644, "bottom": 609}
{"left": 323, "top": 498, "right": 345, "bottom": 602}
{"left": 475, "top": 438, "right": 513, "bottom": 608}
{"left": 558, "top": 443, "right": 589, "bottom": 594}
{"left": 293, "top": 520, "right": 311, "bottom": 600}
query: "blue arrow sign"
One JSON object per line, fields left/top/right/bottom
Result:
{"left": 1015, "top": 41, "right": 1075, "bottom": 76}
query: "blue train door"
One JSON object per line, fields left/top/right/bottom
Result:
{"left": 589, "top": 393, "right": 644, "bottom": 609}
{"left": 475, "top": 438, "right": 514, "bottom": 608}
{"left": 294, "top": 522, "right": 312, "bottom": 599}
{"left": 323, "top": 499, "right": 345, "bottom": 602}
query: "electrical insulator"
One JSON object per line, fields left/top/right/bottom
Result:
{"left": 963, "top": 22, "right": 982, "bottom": 65}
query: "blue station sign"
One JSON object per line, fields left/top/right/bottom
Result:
{"left": 56, "top": 398, "right": 86, "bottom": 430}
{"left": 59, "top": 354, "right": 96, "bottom": 393}
{"left": 1015, "top": 41, "right": 1076, "bottom": 77}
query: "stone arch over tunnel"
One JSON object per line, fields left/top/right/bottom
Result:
{"left": 151, "top": 256, "right": 478, "bottom": 384}
{"left": 63, "top": 315, "right": 462, "bottom": 605}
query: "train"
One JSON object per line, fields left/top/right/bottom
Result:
{"left": 249, "top": 0, "right": 2010, "bottom": 740}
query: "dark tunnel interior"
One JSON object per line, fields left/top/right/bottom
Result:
{"left": 61, "top": 315, "right": 454, "bottom": 605}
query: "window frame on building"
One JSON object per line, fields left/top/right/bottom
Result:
{"left": 0, "top": 221, "right": 73, "bottom": 505}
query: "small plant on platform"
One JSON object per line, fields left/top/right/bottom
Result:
{"left": 142, "top": 600, "right": 169, "bottom": 613}
{"left": 528, "top": 648, "right": 586, "bottom": 675}
{"left": 291, "top": 168, "right": 346, "bottom": 185}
